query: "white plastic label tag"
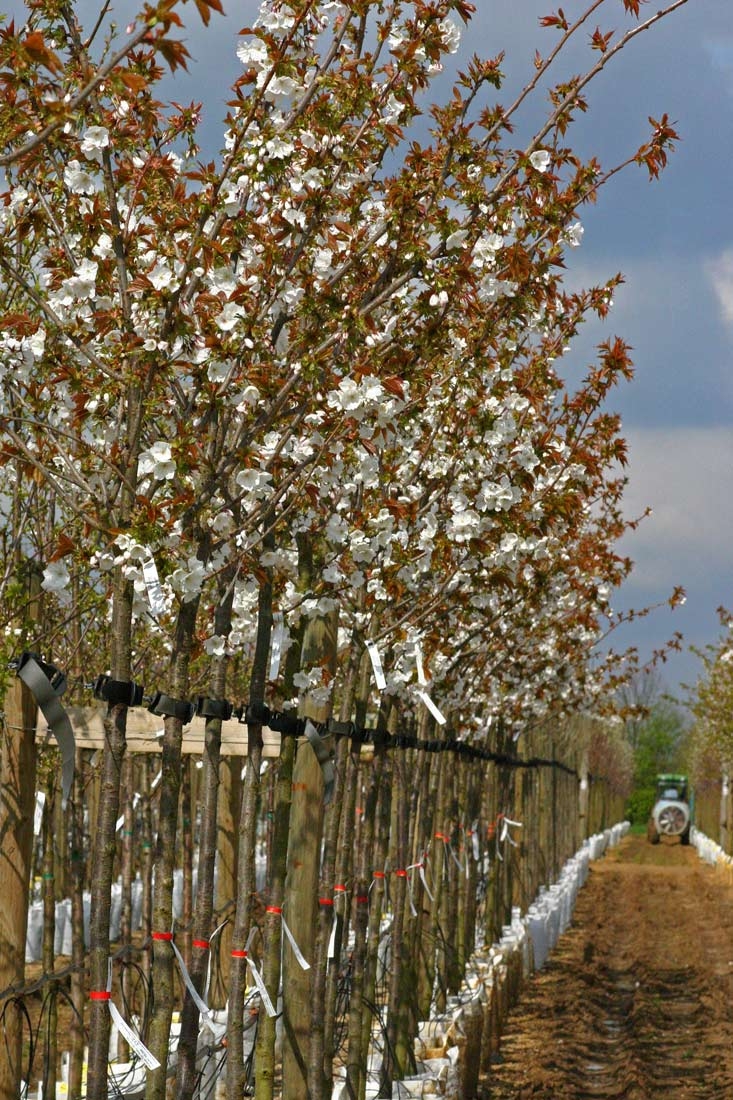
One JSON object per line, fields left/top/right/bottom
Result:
{"left": 418, "top": 691, "right": 446, "bottom": 726}
{"left": 109, "top": 1002, "right": 161, "bottom": 1069}
{"left": 106, "top": 958, "right": 160, "bottom": 1069}
{"left": 142, "top": 554, "right": 167, "bottom": 618}
{"left": 172, "top": 938, "right": 211, "bottom": 1019}
{"left": 419, "top": 864, "right": 434, "bottom": 901}
{"left": 365, "top": 640, "right": 387, "bottom": 691}
{"left": 282, "top": 915, "right": 310, "bottom": 971}
{"left": 34, "top": 792, "right": 45, "bottom": 837}
{"left": 269, "top": 612, "right": 284, "bottom": 681}
{"left": 246, "top": 957, "right": 277, "bottom": 1017}
{"left": 414, "top": 642, "right": 427, "bottom": 687}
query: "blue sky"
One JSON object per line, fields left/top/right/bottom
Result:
{"left": 16, "top": 0, "right": 733, "bottom": 702}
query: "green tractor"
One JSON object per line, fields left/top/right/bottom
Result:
{"left": 647, "top": 773, "right": 691, "bottom": 845}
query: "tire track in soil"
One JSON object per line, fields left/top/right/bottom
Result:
{"left": 483, "top": 835, "right": 733, "bottom": 1099}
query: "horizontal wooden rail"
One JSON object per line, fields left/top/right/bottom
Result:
{"left": 35, "top": 705, "right": 283, "bottom": 757}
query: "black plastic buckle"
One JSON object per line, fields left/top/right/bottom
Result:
{"left": 147, "top": 692, "right": 196, "bottom": 724}
{"left": 348, "top": 725, "right": 371, "bottom": 747}
{"left": 244, "top": 702, "right": 271, "bottom": 727}
{"left": 195, "top": 697, "right": 233, "bottom": 721}
{"left": 266, "top": 710, "right": 303, "bottom": 736}
{"left": 94, "top": 675, "right": 144, "bottom": 707}
{"left": 327, "top": 718, "right": 352, "bottom": 739}
{"left": 13, "top": 651, "right": 67, "bottom": 695}
{"left": 371, "top": 728, "right": 391, "bottom": 750}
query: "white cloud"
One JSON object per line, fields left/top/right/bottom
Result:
{"left": 620, "top": 426, "right": 733, "bottom": 590}
{"left": 706, "top": 248, "right": 733, "bottom": 330}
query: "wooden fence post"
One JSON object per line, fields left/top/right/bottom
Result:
{"left": 0, "top": 673, "right": 38, "bottom": 1100}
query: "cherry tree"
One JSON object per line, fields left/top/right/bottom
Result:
{"left": 0, "top": 0, "right": 691, "bottom": 1097}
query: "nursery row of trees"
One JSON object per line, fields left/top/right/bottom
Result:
{"left": 0, "top": 0, "right": 689, "bottom": 1097}
{"left": 7, "top": 709, "right": 629, "bottom": 1099}
{"left": 681, "top": 617, "right": 733, "bottom": 849}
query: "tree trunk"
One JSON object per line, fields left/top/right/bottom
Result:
{"left": 226, "top": 558, "right": 272, "bottom": 1100}
{"left": 176, "top": 576, "right": 235, "bottom": 1100}
{"left": 145, "top": 594, "right": 200, "bottom": 1100}
{"left": 87, "top": 567, "right": 134, "bottom": 1099}
{"left": 281, "top": 604, "right": 339, "bottom": 1100}
{"left": 118, "top": 752, "right": 134, "bottom": 1062}
{"left": 0, "top": 670, "right": 38, "bottom": 1100}
{"left": 41, "top": 771, "right": 58, "bottom": 1099}
{"left": 253, "top": 734, "right": 296, "bottom": 1100}
{"left": 380, "top": 751, "right": 414, "bottom": 1096}
{"left": 309, "top": 644, "right": 364, "bottom": 1100}
{"left": 212, "top": 755, "right": 241, "bottom": 1007}
{"left": 344, "top": 753, "right": 380, "bottom": 1100}
{"left": 68, "top": 748, "right": 87, "bottom": 1098}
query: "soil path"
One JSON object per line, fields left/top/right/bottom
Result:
{"left": 484, "top": 834, "right": 733, "bottom": 1099}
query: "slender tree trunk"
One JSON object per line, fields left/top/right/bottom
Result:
{"left": 380, "top": 751, "right": 414, "bottom": 1097}
{"left": 41, "top": 772, "right": 58, "bottom": 1099}
{"left": 253, "top": 734, "right": 296, "bottom": 1100}
{"left": 68, "top": 749, "right": 87, "bottom": 1098}
{"left": 141, "top": 757, "right": 154, "bottom": 981}
{"left": 445, "top": 766, "right": 463, "bottom": 995}
{"left": 281, "top": 603, "right": 339, "bottom": 1099}
{"left": 579, "top": 749, "right": 590, "bottom": 844}
{"left": 461, "top": 770, "right": 482, "bottom": 978}
{"left": 415, "top": 750, "right": 441, "bottom": 1018}
{"left": 309, "top": 736, "right": 349, "bottom": 1099}
{"left": 181, "top": 756, "right": 194, "bottom": 963}
{"left": 226, "top": 559, "right": 273, "bottom": 1100}
{"left": 177, "top": 577, "right": 235, "bottom": 1100}
{"left": 357, "top": 703, "right": 396, "bottom": 1100}
{"left": 309, "top": 645, "right": 364, "bottom": 1100}
{"left": 0, "top": 565, "right": 39, "bottom": 1100}
{"left": 224, "top": 733, "right": 263, "bottom": 1100}
{"left": 344, "top": 754, "right": 380, "bottom": 1100}
{"left": 146, "top": 595, "right": 200, "bottom": 1100}
{"left": 87, "top": 565, "right": 134, "bottom": 1099}
{"left": 118, "top": 752, "right": 134, "bottom": 1062}
{"left": 212, "top": 754, "right": 241, "bottom": 1007}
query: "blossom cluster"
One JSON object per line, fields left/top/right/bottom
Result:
{"left": 0, "top": 0, "right": 672, "bottom": 745}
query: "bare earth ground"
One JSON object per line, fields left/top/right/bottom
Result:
{"left": 483, "top": 834, "right": 733, "bottom": 1100}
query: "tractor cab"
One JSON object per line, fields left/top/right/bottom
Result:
{"left": 656, "top": 774, "right": 688, "bottom": 802}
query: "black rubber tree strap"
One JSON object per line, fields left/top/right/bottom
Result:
{"left": 18, "top": 655, "right": 75, "bottom": 804}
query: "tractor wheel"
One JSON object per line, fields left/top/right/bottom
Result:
{"left": 647, "top": 820, "right": 660, "bottom": 845}
{"left": 680, "top": 826, "right": 691, "bottom": 846}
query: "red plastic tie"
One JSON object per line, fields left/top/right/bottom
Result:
{"left": 231, "top": 948, "right": 248, "bottom": 958}
{"left": 266, "top": 905, "right": 283, "bottom": 915}
{"left": 89, "top": 990, "right": 111, "bottom": 1001}
{"left": 319, "top": 897, "right": 334, "bottom": 907}
{"left": 333, "top": 884, "right": 346, "bottom": 893}
{"left": 356, "top": 895, "right": 369, "bottom": 905}
{"left": 395, "top": 869, "right": 408, "bottom": 878}
{"left": 193, "top": 939, "right": 210, "bottom": 950}
{"left": 152, "top": 931, "right": 173, "bottom": 941}
{"left": 373, "top": 871, "right": 386, "bottom": 879}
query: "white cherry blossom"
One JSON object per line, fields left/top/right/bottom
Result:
{"left": 80, "top": 125, "right": 109, "bottom": 163}
{"left": 529, "top": 149, "right": 551, "bottom": 173}
{"left": 42, "top": 560, "right": 71, "bottom": 602}
{"left": 63, "top": 159, "right": 99, "bottom": 194}
{"left": 139, "top": 441, "right": 176, "bottom": 481}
